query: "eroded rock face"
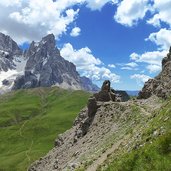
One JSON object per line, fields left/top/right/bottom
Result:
{"left": 72, "top": 80, "right": 129, "bottom": 142}
{"left": 73, "top": 97, "right": 100, "bottom": 141}
{"left": 138, "top": 47, "right": 171, "bottom": 99}
{"left": 13, "top": 71, "right": 38, "bottom": 90}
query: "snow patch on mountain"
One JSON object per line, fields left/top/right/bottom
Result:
{"left": 0, "top": 57, "right": 27, "bottom": 94}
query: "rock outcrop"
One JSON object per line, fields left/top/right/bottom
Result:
{"left": 94, "top": 80, "right": 116, "bottom": 101}
{"left": 73, "top": 80, "right": 130, "bottom": 142}
{"left": 93, "top": 80, "right": 130, "bottom": 102}
{"left": 71, "top": 80, "right": 118, "bottom": 142}
{"left": 138, "top": 47, "right": 171, "bottom": 99}
{"left": 115, "top": 90, "right": 130, "bottom": 101}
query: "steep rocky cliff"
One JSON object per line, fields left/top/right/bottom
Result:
{"left": 138, "top": 47, "right": 171, "bottom": 99}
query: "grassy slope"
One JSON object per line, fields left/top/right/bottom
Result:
{"left": 100, "top": 98, "right": 171, "bottom": 171}
{"left": 0, "top": 87, "right": 90, "bottom": 171}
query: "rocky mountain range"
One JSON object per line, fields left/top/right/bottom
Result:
{"left": 0, "top": 32, "right": 99, "bottom": 93}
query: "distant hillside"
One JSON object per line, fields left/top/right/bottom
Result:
{"left": 126, "top": 90, "right": 139, "bottom": 96}
{"left": 0, "top": 87, "right": 90, "bottom": 171}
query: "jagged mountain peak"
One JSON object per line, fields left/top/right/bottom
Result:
{"left": 41, "top": 33, "right": 55, "bottom": 44}
{"left": 0, "top": 32, "right": 99, "bottom": 93}
{"left": 9, "top": 33, "right": 98, "bottom": 92}
{"left": 0, "top": 32, "right": 27, "bottom": 94}
{"left": 0, "top": 32, "right": 21, "bottom": 55}
{"left": 36, "top": 33, "right": 56, "bottom": 52}
{"left": 0, "top": 32, "right": 23, "bottom": 72}
{"left": 25, "top": 33, "right": 57, "bottom": 59}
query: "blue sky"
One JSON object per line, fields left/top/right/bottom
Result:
{"left": 0, "top": 0, "right": 171, "bottom": 90}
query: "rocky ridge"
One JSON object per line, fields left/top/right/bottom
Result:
{"left": 28, "top": 80, "right": 160, "bottom": 171}
{"left": 138, "top": 47, "right": 171, "bottom": 99}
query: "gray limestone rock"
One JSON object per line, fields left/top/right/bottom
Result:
{"left": 0, "top": 32, "right": 22, "bottom": 72}
{"left": 13, "top": 71, "right": 38, "bottom": 90}
{"left": 94, "top": 80, "right": 115, "bottom": 102}
{"left": 0, "top": 32, "right": 22, "bottom": 56}
{"left": 13, "top": 34, "right": 82, "bottom": 90}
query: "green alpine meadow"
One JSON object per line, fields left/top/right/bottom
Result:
{"left": 0, "top": 87, "right": 90, "bottom": 171}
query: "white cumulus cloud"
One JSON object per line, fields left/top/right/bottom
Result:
{"left": 147, "top": 0, "right": 171, "bottom": 27}
{"left": 108, "top": 64, "right": 116, "bottom": 68}
{"left": 70, "top": 27, "right": 81, "bottom": 37}
{"left": 121, "top": 62, "right": 138, "bottom": 70}
{"left": 60, "top": 43, "right": 120, "bottom": 83}
{"left": 130, "top": 50, "right": 167, "bottom": 65}
{"left": 146, "top": 64, "right": 161, "bottom": 73}
{"left": 126, "top": 62, "right": 138, "bottom": 68}
{"left": 130, "top": 74, "right": 151, "bottom": 86}
{"left": 0, "top": 0, "right": 120, "bottom": 44}
{"left": 114, "top": 0, "right": 150, "bottom": 27}
{"left": 85, "top": 0, "right": 118, "bottom": 10}
{"left": 146, "top": 28, "right": 171, "bottom": 50}
{"left": 130, "top": 50, "right": 167, "bottom": 73}
{"left": 0, "top": 0, "right": 81, "bottom": 43}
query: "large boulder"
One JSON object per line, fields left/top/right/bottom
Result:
{"left": 13, "top": 71, "right": 38, "bottom": 90}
